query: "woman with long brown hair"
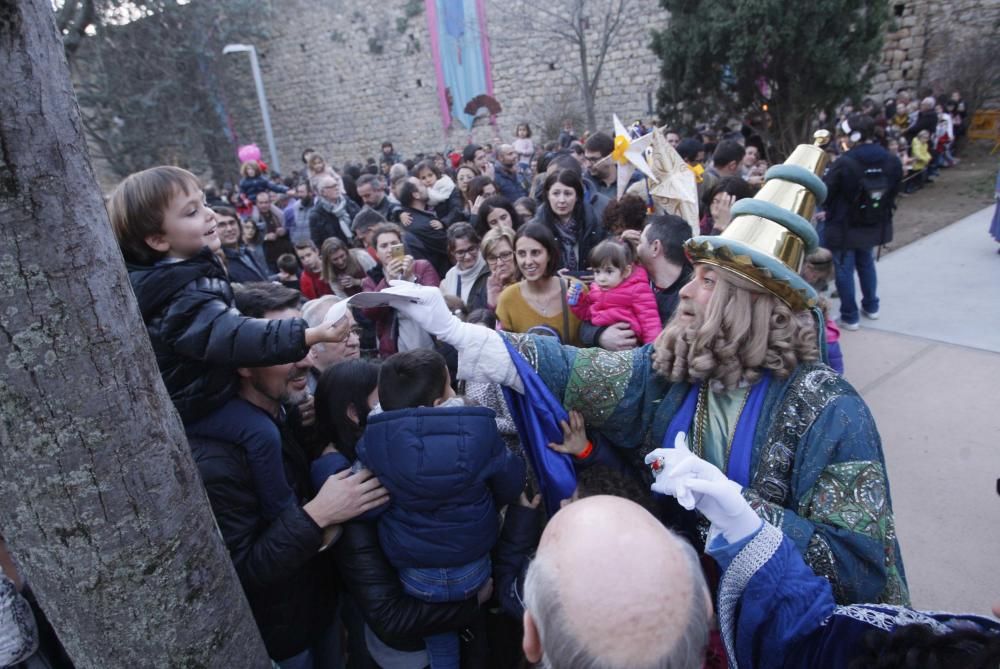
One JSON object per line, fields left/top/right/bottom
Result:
{"left": 321, "top": 237, "right": 375, "bottom": 298}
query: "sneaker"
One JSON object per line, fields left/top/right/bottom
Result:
{"left": 839, "top": 320, "right": 860, "bottom": 331}
{"left": 862, "top": 309, "right": 880, "bottom": 320}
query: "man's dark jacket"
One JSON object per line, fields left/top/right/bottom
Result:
{"left": 223, "top": 245, "right": 269, "bottom": 283}
{"left": 188, "top": 417, "right": 337, "bottom": 661}
{"left": 822, "top": 143, "right": 902, "bottom": 249}
{"left": 308, "top": 198, "right": 361, "bottom": 248}
{"left": 127, "top": 249, "right": 309, "bottom": 423}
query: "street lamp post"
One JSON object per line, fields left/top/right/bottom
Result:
{"left": 222, "top": 43, "right": 281, "bottom": 175}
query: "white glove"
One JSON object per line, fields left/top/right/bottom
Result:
{"left": 644, "top": 432, "right": 700, "bottom": 508}
{"left": 384, "top": 281, "right": 461, "bottom": 341}
{"left": 645, "top": 433, "right": 762, "bottom": 543}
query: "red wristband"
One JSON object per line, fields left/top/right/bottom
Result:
{"left": 576, "top": 441, "right": 594, "bottom": 460}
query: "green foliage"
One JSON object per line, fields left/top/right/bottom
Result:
{"left": 70, "top": 0, "right": 272, "bottom": 183}
{"left": 652, "top": 0, "right": 889, "bottom": 155}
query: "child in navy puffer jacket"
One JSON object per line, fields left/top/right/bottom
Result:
{"left": 314, "top": 349, "right": 524, "bottom": 669}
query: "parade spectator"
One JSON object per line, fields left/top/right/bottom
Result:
{"left": 567, "top": 239, "right": 662, "bottom": 345}
{"left": 305, "top": 153, "right": 340, "bottom": 193}
{"left": 701, "top": 176, "right": 754, "bottom": 235}
{"left": 309, "top": 174, "right": 360, "bottom": 248}
{"left": 475, "top": 196, "right": 523, "bottom": 237}
{"left": 360, "top": 223, "right": 440, "bottom": 357}
{"left": 513, "top": 123, "right": 534, "bottom": 168}
{"left": 214, "top": 206, "right": 269, "bottom": 283}
{"left": 186, "top": 282, "right": 388, "bottom": 666}
{"left": 513, "top": 196, "right": 537, "bottom": 222}
{"left": 356, "top": 174, "right": 401, "bottom": 222}
{"left": 823, "top": 113, "right": 903, "bottom": 330}
{"left": 454, "top": 165, "right": 480, "bottom": 214}
{"left": 295, "top": 240, "right": 333, "bottom": 300}
{"left": 493, "top": 144, "right": 529, "bottom": 202}
{"left": 441, "top": 223, "right": 490, "bottom": 312}
{"left": 283, "top": 182, "right": 314, "bottom": 244}
{"left": 496, "top": 222, "right": 583, "bottom": 344}
{"left": 413, "top": 160, "right": 464, "bottom": 226}
{"left": 529, "top": 169, "right": 606, "bottom": 273}
{"left": 397, "top": 179, "right": 450, "bottom": 279}
{"left": 273, "top": 253, "right": 301, "bottom": 291}
{"left": 253, "top": 191, "right": 294, "bottom": 273}
{"left": 321, "top": 237, "right": 376, "bottom": 299}
{"left": 700, "top": 140, "right": 746, "bottom": 200}
{"left": 239, "top": 160, "right": 288, "bottom": 203}
{"left": 482, "top": 225, "right": 518, "bottom": 311}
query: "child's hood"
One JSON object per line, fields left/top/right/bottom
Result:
{"left": 127, "top": 248, "right": 226, "bottom": 320}
{"left": 357, "top": 404, "right": 502, "bottom": 497}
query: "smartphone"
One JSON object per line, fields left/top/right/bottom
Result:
{"left": 390, "top": 243, "right": 405, "bottom": 261}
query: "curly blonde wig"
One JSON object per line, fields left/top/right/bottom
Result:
{"left": 653, "top": 270, "right": 820, "bottom": 391}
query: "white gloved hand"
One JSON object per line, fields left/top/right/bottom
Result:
{"left": 646, "top": 433, "right": 762, "bottom": 543}
{"left": 385, "top": 281, "right": 462, "bottom": 342}
{"left": 644, "top": 432, "right": 699, "bottom": 508}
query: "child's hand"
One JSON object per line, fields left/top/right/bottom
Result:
{"left": 399, "top": 212, "right": 413, "bottom": 227}
{"left": 264, "top": 232, "right": 277, "bottom": 241}
{"left": 305, "top": 316, "right": 350, "bottom": 347}
{"left": 517, "top": 492, "right": 542, "bottom": 509}
{"left": 429, "top": 219, "right": 444, "bottom": 230}
{"left": 547, "top": 410, "right": 588, "bottom": 456}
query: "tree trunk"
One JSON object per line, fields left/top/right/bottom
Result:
{"left": 0, "top": 2, "right": 270, "bottom": 667}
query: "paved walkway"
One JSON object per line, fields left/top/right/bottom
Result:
{"left": 834, "top": 205, "right": 1000, "bottom": 615}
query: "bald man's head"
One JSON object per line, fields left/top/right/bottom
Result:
{"left": 522, "top": 496, "right": 710, "bottom": 669}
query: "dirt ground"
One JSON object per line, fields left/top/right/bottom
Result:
{"left": 884, "top": 140, "right": 998, "bottom": 253}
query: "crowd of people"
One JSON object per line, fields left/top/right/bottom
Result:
{"left": 2, "top": 85, "right": 999, "bottom": 669}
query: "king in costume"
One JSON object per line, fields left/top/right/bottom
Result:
{"left": 389, "top": 132, "right": 908, "bottom": 606}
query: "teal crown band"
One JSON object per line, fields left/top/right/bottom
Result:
{"left": 729, "top": 199, "right": 819, "bottom": 253}
{"left": 764, "top": 164, "right": 828, "bottom": 204}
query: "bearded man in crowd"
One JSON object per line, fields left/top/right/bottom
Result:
{"left": 390, "top": 138, "right": 908, "bottom": 606}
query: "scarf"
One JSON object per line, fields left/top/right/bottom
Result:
{"left": 318, "top": 195, "right": 352, "bottom": 240}
{"left": 551, "top": 217, "right": 579, "bottom": 271}
{"left": 443, "top": 253, "right": 488, "bottom": 304}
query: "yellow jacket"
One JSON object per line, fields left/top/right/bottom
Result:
{"left": 910, "top": 137, "right": 930, "bottom": 171}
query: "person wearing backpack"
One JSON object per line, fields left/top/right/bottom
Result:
{"left": 822, "top": 113, "right": 902, "bottom": 331}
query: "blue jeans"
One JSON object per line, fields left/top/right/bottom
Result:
{"left": 833, "top": 247, "right": 879, "bottom": 324}
{"left": 398, "top": 556, "right": 491, "bottom": 669}
{"left": 275, "top": 619, "right": 342, "bottom": 669}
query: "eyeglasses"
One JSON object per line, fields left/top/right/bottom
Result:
{"left": 486, "top": 251, "right": 514, "bottom": 265}
{"left": 453, "top": 246, "right": 479, "bottom": 259}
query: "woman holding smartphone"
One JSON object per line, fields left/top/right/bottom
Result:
{"left": 496, "top": 222, "right": 583, "bottom": 345}
{"left": 361, "top": 222, "right": 440, "bottom": 357}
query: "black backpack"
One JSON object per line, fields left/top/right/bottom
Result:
{"left": 848, "top": 157, "right": 892, "bottom": 227}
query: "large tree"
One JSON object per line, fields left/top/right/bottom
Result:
{"left": 511, "top": 0, "right": 634, "bottom": 133}
{"left": 652, "top": 0, "right": 889, "bottom": 157}
{"left": 0, "top": 1, "right": 270, "bottom": 666}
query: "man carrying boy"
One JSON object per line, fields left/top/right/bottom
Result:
{"left": 189, "top": 282, "right": 388, "bottom": 666}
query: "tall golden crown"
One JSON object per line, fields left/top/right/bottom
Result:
{"left": 685, "top": 132, "right": 831, "bottom": 310}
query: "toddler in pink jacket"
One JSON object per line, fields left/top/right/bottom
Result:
{"left": 568, "top": 240, "right": 663, "bottom": 345}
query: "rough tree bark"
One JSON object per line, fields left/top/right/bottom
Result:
{"left": 0, "top": 2, "right": 270, "bottom": 667}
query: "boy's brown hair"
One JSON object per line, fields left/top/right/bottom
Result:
{"left": 108, "top": 166, "right": 201, "bottom": 265}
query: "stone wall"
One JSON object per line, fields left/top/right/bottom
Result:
{"left": 95, "top": 0, "right": 993, "bottom": 184}
{"left": 869, "top": 0, "right": 1000, "bottom": 102}
{"left": 227, "top": 0, "right": 668, "bottom": 171}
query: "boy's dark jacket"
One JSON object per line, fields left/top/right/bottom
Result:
{"left": 127, "top": 248, "right": 309, "bottom": 423}
{"left": 356, "top": 405, "right": 526, "bottom": 569}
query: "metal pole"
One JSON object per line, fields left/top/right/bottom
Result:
{"left": 245, "top": 46, "right": 281, "bottom": 175}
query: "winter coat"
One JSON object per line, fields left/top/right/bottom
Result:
{"left": 361, "top": 261, "right": 441, "bottom": 358}
{"left": 128, "top": 249, "right": 309, "bottom": 423}
{"left": 308, "top": 198, "right": 361, "bottom": 248}
{"left": 223, "top": 245, "right": 269, "bottom": 284}
{"left": 493, "top": 164, "right": 528, "bottom": 202}
{"left": 398, "top": 206, "right": 451, "bottom": 279}
{"left": 331, "top": 521, "right": 480, "bottom": 652}
{"left": 356, "top": 406, "right": 526, "bottom": 569}
{"left": 570, "top": 265, "right": 663, "bottom": 344}
{"left": 239, "top": 175, "right": 288, "bottom": 202}
{"left": 529, "top": 197, "right": 607, "bottom": 273}
{"left": 187, "top": 419, "right": 337, "bottom": 661}
{"left": 822, "top": 143, "right": 903, "bottom": 250}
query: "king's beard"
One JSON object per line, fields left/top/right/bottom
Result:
{"left": 651, "top": 301, "right": 706, "bottom": 385}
